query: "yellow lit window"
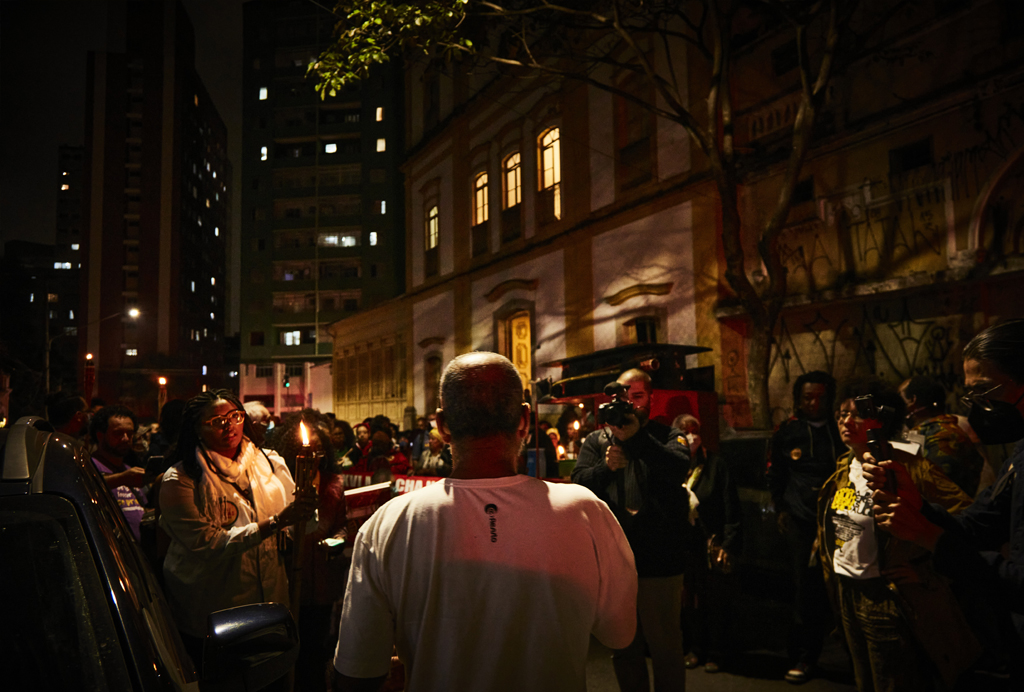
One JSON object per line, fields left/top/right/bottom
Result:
{"left": 503, "top": 153, "right": 521, "bottom": 209}
{"left": 473, "top": 172, "right": 489, "bottom": 226}
{"left": 425, "top": 205, "right": 439, "bottom": 250}
{"left": 539, "top": 127, "right": 561, "bottom": 219}
{"left": 376, "top": 107, "right": 384, "bottom": 121}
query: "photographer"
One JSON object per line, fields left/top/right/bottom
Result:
{"left": 819, "top": 378, "right": 975, "bottom": 692}
{"left": 572, "top": 368, "right": 690, "bottom": 692}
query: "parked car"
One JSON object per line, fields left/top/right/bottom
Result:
{"left": 0, "top": 416, "right": 298, "bottom": 691}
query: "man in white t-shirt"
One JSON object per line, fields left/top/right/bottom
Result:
{"left": 333, "top": 352, "right": 638, "bottom": 692}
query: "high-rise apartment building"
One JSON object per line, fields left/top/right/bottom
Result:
{"left": 239, "top": 0, "right": 405, "bottom": 416}
{"left": 82, "top": 1, "right": 231, "bottom": 417}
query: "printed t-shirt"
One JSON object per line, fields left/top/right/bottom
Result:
{"left": 830, "top": 458, "right": 880, "bottom": 579}
{"left": 334, "top": 474, "right": 637, "bottom": 692}
{"left": 92, "top": 456, "right": 147, "bottom": 542}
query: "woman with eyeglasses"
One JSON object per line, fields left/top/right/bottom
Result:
{"left": 869, "top": 319, "right": 1024, "bottom": 687}
{"left": 159, "top": 389, "right": 317, "bottom": 661}
{"left": 817, "top": 378, "right": 974, "bottom": 692}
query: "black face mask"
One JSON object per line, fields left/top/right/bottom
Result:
{"left": 968, "top": 398, "right": 1024, "bottom": 446}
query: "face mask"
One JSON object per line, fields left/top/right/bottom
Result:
{"left": 968, "top": 399, "right": 1024, "bottom": 445}
{"left": 686, "top": 432, "right": 702, "bottom": 454}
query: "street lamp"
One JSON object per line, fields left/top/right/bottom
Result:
{"left": 157, "top": 376, "right": 167, "bottom": 417}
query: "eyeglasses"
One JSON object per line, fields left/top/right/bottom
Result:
{"left": 960, "top": 383, "right": 1003, "bottom": 413}
{"left": 202, "top": 410, "right": 246, "bottom": 429}
{"left": 835, "top": 410, "right": 862, "bottom": 423}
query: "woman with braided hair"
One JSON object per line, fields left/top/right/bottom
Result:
{"left": 159, "top": 389, "right": 317, "bottom": 660}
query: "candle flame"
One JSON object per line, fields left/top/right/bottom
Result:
{"left": 558, "top": 445, "right": 565, "bottom": 456}
{"left": 299, "top": 421, "right": 310, "bottom": 446}
{"left": 573, "top": 420, "right": 580, "bottom": 431}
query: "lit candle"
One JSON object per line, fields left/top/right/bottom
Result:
{"left": 300, "top": 421, "right": 310, "bottom": 447}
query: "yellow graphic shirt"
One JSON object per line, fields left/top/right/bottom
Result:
{"left": 829, "top": 459, "right": 880, "bottom": 579}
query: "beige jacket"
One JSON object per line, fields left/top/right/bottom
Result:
{"left": 160, "top": 438, "right": 294, "bottom": 637}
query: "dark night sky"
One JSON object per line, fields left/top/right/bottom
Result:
{"left": 0, "top": 0, "right": 246, "bottom": 329}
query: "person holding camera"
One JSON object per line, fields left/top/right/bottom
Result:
{"left": 868, "top": 319, "right": 1024, "bottom": 686}
{"left": 572, "top": 368, "right": 690, "bottom": 692}
{"left": 818, "top": 378, "right": 975, "bottom": 692}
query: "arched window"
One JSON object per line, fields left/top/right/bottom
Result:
{"left": 473, "top": 172, "right": 489, "bottom": 225}
{"left": 538, "top": 127, "right": 561, "bottom": 220}
{"left": 503, "top": 152, "right": 521, "bottom": 209}
{"left": 424, "top": 204, "right": 439, "bottom": 277}
{"left": 424, "top": 205, "right": 439, "bottom": 250}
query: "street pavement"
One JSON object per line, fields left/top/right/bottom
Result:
{"left": 585, "top": 635, "right": 857, "bottom": 692}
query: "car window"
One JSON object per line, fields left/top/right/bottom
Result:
{"left": 0, "top": 495, "right": 133, "bottom": 691}
{"left": 75, "top": 444, "right": 199, "bottom": 690}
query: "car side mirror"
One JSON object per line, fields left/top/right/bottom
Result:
{"left": 200, "top": 603, "right": 299, "bottom": 692}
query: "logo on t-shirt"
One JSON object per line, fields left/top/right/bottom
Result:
{"left": 485, "top": 504, "right": 498, "bottom": 542}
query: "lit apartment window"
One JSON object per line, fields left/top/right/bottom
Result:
{"left": 202, "top": 365, "right": 208, "bottom": 375}
{"left": 62, "top": 171, "right": 68, "bottom": 176}
{"left": 125, "top": 348, "right": 138, "bottom": 357}
{"left": 503, "top": 153, "right": 521, "bottom": 208}
{"left": 61, "top": 184, "right": 69, "bottom": 191}
{"left": 375, "top": 200, "right": 386, "bottom": 215}
{"left": 425, "top": 205, "right": 439, "bottom": 250}
{"left": 473, "top": 172, "right": 489, "bottom": 225}
{"left": 376, "top": 107, "right": 384, "bottom": 121}
{"left": 213, "top": 171, "right": 217, "bottom": 179}
{"left": 210, "top": 312, "right": 215, "bottom": 321}
{"left": 191, "top": 281, "right": 196, "bottom": 292}
{"left": 260, "top": 146, "right": 268, "bottom": 161}
{"left": 369, "top": 232, "right": 378, "bottom": 246}
{"left": 538, "top": 127, "right": 561, "bottom": 220}
{"left": 283, "top": 330, "right": 301, "bottom": 346}
{"left": 198, "top": 218, "right": 203, "bottom": 227}
{"left": 194, "top": 94, "right": 198, "bottom": 106}
{"left": 71, "top": 244, "right": 79, "bottom": 251}
{"left": 325, "top": 143, "right": 337, "bottom": 154}
{"left": 319, "top": 233, "right": 359, "bottom": 248}
{"left": 376, "top": 138, "right": 386, "bottom": 152}
{"left": 29, "top": 294, "right": 34, "bottom": 303}
{"left": 205, "top": 199, "right": 210, "bottom": 208}
{"left": 211, "top": 277, "right": 216, "bottom": 285}
{"left": 53, "top": 262, "right": 72, "bottom": 270}
{"left": 259, "top": 87, "right": 268, "bottom": 100}
{"left": 214, "top": 227, "right": 220, "bottom": 237}
{"left": 69, "top": 310, "right": 74, "bottom": 319}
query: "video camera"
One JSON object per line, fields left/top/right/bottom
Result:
{"left": 597, "top": 382, "right": 634, "bottom": 427}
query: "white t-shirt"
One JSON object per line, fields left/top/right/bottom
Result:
{"left": 830, "top": 459, "right": 881, "bottom": 579}
{"left": 334, "top": 474, "right": 637, "bottom": 692}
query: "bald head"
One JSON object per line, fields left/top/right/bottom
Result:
{"left": 439, "top": 352, "right": 525, "bottom": 441}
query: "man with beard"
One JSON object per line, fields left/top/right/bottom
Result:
{"left": 91, "top": 405, "right": 148, "bottom": 542}
{"left": 572, "top": 368, "right": 690, "bottom": 692}
{"left": 46, "top": 391, "right": 90, "bottom": 442}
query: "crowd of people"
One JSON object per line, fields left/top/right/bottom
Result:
{"left": 37, "top": 317, "right": 1024, "bottom": 692}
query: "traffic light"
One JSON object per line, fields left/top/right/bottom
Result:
{"left": 283, "top": 374, "right": 290, "bottom": 388}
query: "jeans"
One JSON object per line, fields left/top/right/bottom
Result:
{"left": 837, "top": 576, "right": 932, "bottom": 692}
{"left": 613, "top": 574, "right": 687, "bottom": 692}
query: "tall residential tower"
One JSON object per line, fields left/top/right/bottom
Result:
{"left": 239, "top": 0, "right": 405, "bottom": 416}
{"left": 82, "top": 1, "right": 231, "bottom": 417}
